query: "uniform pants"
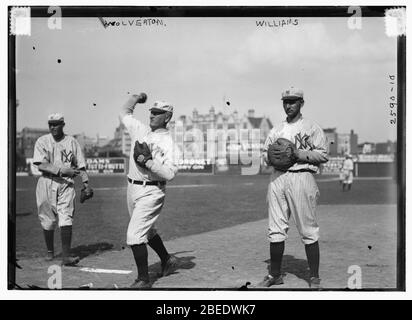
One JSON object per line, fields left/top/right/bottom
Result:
{"left": 267, "top": 171, "right": 320, "bottom": 245}
{"left": 126, "top": 183, "right": 166, "bottom": 245}
{"left": 36, "top": 176, "right": 75, "bottom": 230}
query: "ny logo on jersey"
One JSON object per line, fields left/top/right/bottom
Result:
{"left": 152, "top": 145, "right": 166, "bottom": 159}
{"left": 294, "top": 133, "right": 314, "bottom": 150}
{"left": 61, "top": 150, "right": 74, "bottom": 163}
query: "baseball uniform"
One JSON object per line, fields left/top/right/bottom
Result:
{"left": 342, "top": 157, "right": 354, "bottom": 184}
{"left": 121, "top": 112, "right": 179, "bottom": 246}
{"left": 263, "top": 116, "right": 328, "bottom": 245}
{"left": 259, "top": 87, "right": 328, "bottom": 289}
{"left": 33, "top": 133, "right": 86, "bottom": 230}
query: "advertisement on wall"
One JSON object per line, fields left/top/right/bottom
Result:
{"left": 86, "top": 158, "right": 126, "bottom": 174}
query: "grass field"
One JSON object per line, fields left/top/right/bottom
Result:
{"left": 15, "top": 174, "right": 397, "bottom": 260}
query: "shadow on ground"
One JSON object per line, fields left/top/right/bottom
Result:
{"left": 148, "top": 251, "right": 196, "bottom": 287}
{"left": 264, "top": 254, "right": 310, "bottom": 286}
{"left": 70, "top": 242, "right": 114, "bottom": 260}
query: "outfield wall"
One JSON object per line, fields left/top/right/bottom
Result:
{"left": 19, "top": 156, "right": 396, "bottom": 178}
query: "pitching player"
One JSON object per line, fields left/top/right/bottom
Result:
{"left": 120, "top": 94, "right": 180, "bottom": 289}
{"left": 342, "top": 154, "right": 354, "bottom": 191}
{"left": 33, "top": 113, "right": 90, "bottom": 266}
{"left": 259, "top": 87, "right": 329, "bottom": 288}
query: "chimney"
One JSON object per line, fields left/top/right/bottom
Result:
{"left": 193, "top": 108, "right": 198, "bottom": 121}
{"left": 248, "top": 109, "right": 255, "bottom": 118}
{"left": 209, "top": 106, "right": 215, "bottom": 118}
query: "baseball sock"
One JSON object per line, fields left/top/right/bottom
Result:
{"left": 131, "top": 244, "right": 149, "bottom": 281}
{"left": 43, "top": 229, "right": 54, "bottom": 253}
{"left": 148, "top": 234, "right": 169, "bottom": 263}
{"left": 60, "top": 226, "right": 72, "bottom": 258}
{"left": 305, "top": 241, "right": 320, "bottom": 278}
{"left": 270, "top": 241, "right": 285, "bottom": 278}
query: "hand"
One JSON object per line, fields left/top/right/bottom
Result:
{"left": 60, "top": 167, "right": 80, "bottom": 177}
{"left": 135, "top": 93, "right": 147, "bottom": 103}
{"left": 80, "top": 185, "right": 94, "bottom": 203}
{"left": 133, "top": 140, "right": 152, "bottom": 168}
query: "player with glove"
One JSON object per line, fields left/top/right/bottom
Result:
{"left": 120, "top": 93, "right": 180, "bottom": 289}
{"left": 258, "top": 87, "right": 329, "bottom": 289}
{"left": 33, "top": 113, "right": 93, "bottom": 266}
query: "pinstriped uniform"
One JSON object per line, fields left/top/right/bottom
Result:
{"left": 263, "top": 116, "right": 328, "bottom": 244}
{"left": 33, "top": 134, "right": 86, "bottom": 230}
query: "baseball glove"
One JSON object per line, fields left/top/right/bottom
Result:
{"left": 133, "top": 140, "right": 152, "bottom": 168}
{"left": 80, "top": 186, "right": 94, "bottom": 203}
{"left": 267, "top": 138, "right": 298, "bottom": 171}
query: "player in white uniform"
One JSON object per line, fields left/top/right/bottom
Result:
{"left": 33, "top": 113, "right": 90, "bottom": 266}
{"left": 120, "top": 95, "right": 179, "bottom": 289}
{"left": 259, "top": 87, "right": 329, "bottom": 288}
{"left": 342, "top": 154, "right": 354, "bottom": 191}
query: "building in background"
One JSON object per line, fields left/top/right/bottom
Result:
{"left": 73, "top": 132, "right": 98, "bottom": 157}
{"left": 358, "top": 140, "right": 396, "bottom": 155}
{"left": 17, "top": 127, "right": 49, "bottom": 158}
{"left": 169, "top": 107, "right": 273, "bottom": 160}
{"left": 322, "top": 128, "right": 358, "bottom": 156}
{"left": 113, "top": 121, "right": 131, "bottom": 156}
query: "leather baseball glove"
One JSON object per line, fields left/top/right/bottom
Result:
{"left": 80, "top": 186, "right": 94, "bottom": 203}
{"left": 133, "top": 140, "right": 152, "bottom": 168}
{"left": 267, "top": 138, "right": 298, "bottom": 171}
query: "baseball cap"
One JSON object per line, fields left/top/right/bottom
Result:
{"left": 150, "top": 101, "right": 174, "bottom": 113}
{"left": 281, "top": 87, "right": 304, "bottom": 100}
{"left": 48, "top": 113, "right": 64, "bottom": 123}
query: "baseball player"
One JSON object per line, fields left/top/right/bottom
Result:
{"left": 119, "top": 94, "right": 180, "bottom": 289}
{"left": 259, "top": 87, "right": 329, "bottom": 289}
{"left": 341, "top": 154, "right": 354, "bottom": 191}
{"left": 33, "top": 113, "right": 90, "bottom": 266}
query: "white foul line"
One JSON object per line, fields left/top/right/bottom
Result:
{"left": 80, "top": 267, "right": 132, "bottom": 275}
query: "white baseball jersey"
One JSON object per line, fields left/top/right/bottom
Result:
{"left": 33, "top": 134, "right": 85, "bottom": 230}
{"left": 122, "top": 114, "right": 179, "bottom": 182}
{"left": 264, "top": 115, "right": 328, "bottom": 245}
{"left": 342, "top": 158, "right": 354, "bottom": 184}
{"left": 263, "top": 115, "right": 328, "bottom": 173}
{"left": 342, "top": 158, "right": 354, "bottom": 171}
{"left": 121, "top": 114, "right": 179, "bottom": 245}
{"left": 33, "top": 134, "right": 86, "bottom": 182}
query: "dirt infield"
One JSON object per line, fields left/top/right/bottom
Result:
{"left": 13, "top": 174, "right": 398, "bottom": 290}
{"left": 15, "top": 204, "right": 396, "bottom": 289}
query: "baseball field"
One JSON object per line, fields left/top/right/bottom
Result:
{"left": 14, "top": 173, "right": 398, "bottom": 290}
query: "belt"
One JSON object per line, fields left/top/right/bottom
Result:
{"left": 288, "top": 169, "right": 315, "bottom": 173}
{"left": 127, "top": 177, "right": 166, "bottom": 186}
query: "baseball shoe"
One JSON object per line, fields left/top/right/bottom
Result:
{"left": 130, "top": 278, "right": 151, "bottom": 289}
{"left": 45, "top": 251, "right": 54, "bottom": 261}
{"left": 257, "top": 274, "right": 284, "bottom": 287}
{"left": 161, "top": 255, "right": 179, "bottom": 277}
{"left": 61, "top": 256, "right": 80, "bottom": 266}
{"left": 309, "top": 277, "right": 321, "bottom": 289}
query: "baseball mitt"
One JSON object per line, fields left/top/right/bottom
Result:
{"left": 133, "top": 140, "right": 152, "bottom": 168}
{"left": 80, "top": 186, "right": 94, "bottom": 203}
{"left": 267, "top": 138, "right": 298, "bottom": 171}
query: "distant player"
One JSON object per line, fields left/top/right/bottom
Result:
{"left": 259, "top": 87, "right": 329, "bottom": 289}
{"left": 33, "top": 113, "right": 91, "bottom": 266}
{"left": 120, "top": 94, "right": 180, "bottom": 289}
{"left": 342, "top": 154, "right": 354, "bottom": 191}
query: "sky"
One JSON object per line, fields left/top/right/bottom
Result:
{"left": 15, "top": 16, "right": 398, "bottom": 143}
